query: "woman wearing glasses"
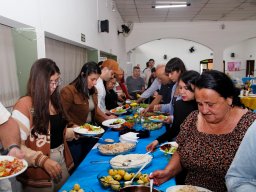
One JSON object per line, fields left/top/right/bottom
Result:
{"left": 12, "top": 58, "right": 75, "bottom": 191}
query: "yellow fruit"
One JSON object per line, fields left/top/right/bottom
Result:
{"left": 117, "top": 169, "right": 126, "bottom": 177}
{"left": 78, "top": 190, "right": 84, "bottom": 192}
{"left": 137, "top": 179, "right": 144, "bottom": 184}
{"left": 108, "top": 169, "right": 116, "bottom": 176}
{"left": 109, "top": 180, "right": 120, "bottom": 191}
{"left": 73, "top": 184, "right": 80, "bottom": 191}
{"left": 113, "top": 174, "right": 122, "bottom": 181}
{"left": 123, "top": 172, "right": 132, "bottom": 181}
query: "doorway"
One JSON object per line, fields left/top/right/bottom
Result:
{"left": 246, "top": 60, "right": 255, "bottom": 77}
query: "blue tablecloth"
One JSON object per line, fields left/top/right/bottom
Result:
{"left": 59, "top": 123, "right": 176, "bottom": 191}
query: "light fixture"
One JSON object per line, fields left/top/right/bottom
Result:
{"left": 152, "top": 1, "right": 191, "bottom": 8}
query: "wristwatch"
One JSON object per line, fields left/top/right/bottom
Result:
{"left": 0, "top": 144, "right": 21, "bottom": 155}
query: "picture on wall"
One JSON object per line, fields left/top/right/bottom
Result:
{"left": 227, "top": 61, "right": 241, "bottom": 71}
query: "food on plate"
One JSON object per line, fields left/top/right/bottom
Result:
{"left": 139, "top": 103, "right": 149, "bottom": 108}
{"left": 124, "top": 116, "right": 135, "bottom": 123}
{"left": 121, "top": 122, "right": 134, "bottom": 129}
{"left": 98, "top": 143, "right": 136, "bottom": 155}
{"left": 149, "top": 115, "right": 168, "bottom": 122}
{"left": 160, "top": 143, "right": 178, "bottom": 154}
{"left": 142, "top": 122, "right": 162, "bottom": 131}
{"left": 175, "top": 185, "right": 199, "bottom": 192}
{"left": 111, "top": 107, "right": 127, "bottom": 114}
{"left": 99, "top": 168, "right": 150, "bottom": 191}
{"left": 130, "top": 102, "right": 138, "bottom": 107}
{"left": 80, "top": 123, "right": 102, "bottom": 131}
{"left": 0, "top": 157, "right": 25, "bottom": 177}
{"left": 110, "top": 119, "right": 124, "bottom": 125}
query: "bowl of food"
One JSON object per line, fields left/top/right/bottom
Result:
{"left": 110, "top": 154, "right": 152, "bottom": 172}
{"left": 142, "top": 122, "right": 163, "bottom": 131}
{"left": 98, "top": 169, "right": 150, "bottom": 191}
{"left": 97, "top": 142, "right": 136, "bottom": 156}
{"left": 120, "top": 185, "right": 161, "bottom": 192}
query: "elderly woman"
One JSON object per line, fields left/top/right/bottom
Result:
{"left": 150, "top": 70, "right": 256, "bottom": 192}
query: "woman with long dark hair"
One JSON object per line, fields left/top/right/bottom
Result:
{"left": 60, "top": 61, "right": 105, "bottom": 169}
{"left": 12, "top": 58, "right": 74, "bottom": 191}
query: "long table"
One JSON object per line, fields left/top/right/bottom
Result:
{"left": 60, "top": 122, "right": 176, "bottom": 191}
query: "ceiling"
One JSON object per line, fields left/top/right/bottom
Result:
{"left": 114, "top": 0, "right": 256, "bottom": 23}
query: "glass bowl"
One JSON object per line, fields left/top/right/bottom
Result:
{"left": 97, "top": 142, "right": 136, "bottom": 156}
{"left": 97, "top": 169, "right": 150, "bottom": 191}
{"left": 142, "top": 122, "right": 163, "bottom": 131}
{"left": 109, "top": 154, "right": 152, "bottom": 172}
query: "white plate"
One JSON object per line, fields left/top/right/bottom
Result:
{"left": 0, "top": 156, "right": 28, "bottom": 180}
{"left": 73, "top": 125, "right": 105, "bottom": 136}
{"left": 110, "top": 107, "right": 127, "bottom": 115}
{"left": 159, "top": 142, "right": 178, "bottom": 154}
{"left": 166, "top": 185, "right": 212, "bottom": 192}
{"left": 148, "top": 115, "right": 168, "bottom": 122}
{"left": 102, "top": 118, "right": 126, "bottom": 128}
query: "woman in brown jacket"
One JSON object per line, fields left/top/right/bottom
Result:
{"left": 12, "top": 58, "right": 75, "bottom": 192}
{"left": 60, "top": 61, "right": 105, "bottom": 169}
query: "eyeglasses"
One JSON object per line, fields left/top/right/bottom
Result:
{"left": 49, "top": 78, "right": 62, "bottom": 86}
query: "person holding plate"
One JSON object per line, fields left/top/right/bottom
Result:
{"left": 150, "top": 70, "right": 256, "bottom": 192}
{"left": 60, "top": 62, "right": 107, "bottom": 169}
{"left": 146, "top": 70, "right": 199, "bottom": 184}
{"left": 12, "top": 58, "right": 75, "bottom": 191}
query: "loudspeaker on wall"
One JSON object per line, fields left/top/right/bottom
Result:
{"left": 231, "top": 53, "right": 235, "bottom": 58}
{"left": 99, "top": 20, "right": 109, "bottom": 33}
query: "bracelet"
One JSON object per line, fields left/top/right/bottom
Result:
{"left": 0, "top": 144, "right": 20, "bottom": 155}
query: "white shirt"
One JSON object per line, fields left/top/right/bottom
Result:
{"left": 95, "top": 77, "right": 106, "bottom": 112}
{"left": 0, "top": 102, "right": 10, "bottom": 125}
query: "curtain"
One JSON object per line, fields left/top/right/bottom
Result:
{"left": 45, "top": 37, "right": 87, "bottom": 87}
{"left": 0, "top": 24, "right": 20, "bottom": 107}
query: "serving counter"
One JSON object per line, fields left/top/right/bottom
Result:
{"left": 59, "top": 122, "right": 176, "bottom": 191}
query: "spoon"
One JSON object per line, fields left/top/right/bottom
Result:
{"left": 150, "top": 172, "right": 153, "bottom": 192}
{"left": 124, "top": 160, "right": 149, "bottom": 186}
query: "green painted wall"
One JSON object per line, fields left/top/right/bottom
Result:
{"left": 87, "top": 49, "right": 98, "bottom": 63}
{"left": 12, "top": 29, "right": 37, "bottom": 96}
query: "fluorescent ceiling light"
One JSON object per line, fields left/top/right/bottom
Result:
{"left": 152, "top": 1, "right": 191, "bottom": 8}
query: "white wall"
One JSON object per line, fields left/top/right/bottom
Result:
{"left": 0, "top": 0, "right": 127, "bottom": 67}
{"left": 126, "top": 21, "right": 256, "bottom": 71}
{"left": 130, "top": 38, "right": 213, "bottom": 72}
{"left": 224, "top": 38, "right": 256, "bottom": 79}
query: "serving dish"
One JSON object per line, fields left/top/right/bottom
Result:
{"left": 166, "top": 185, "right": 212, "bottom": 192}
{"left": 120, "top": 185, "right": 161, "bottom": 192}
{"left": 97, "top": 142, "right": 136, "bottom": 156}
{"left": 110, "top": 154, "right": 152, "bottom": 172}
{"left": 98, "top": 169, "right": 150, "bottom": 191}
{"left": 142, "top": 122, "right": 163, "bottom": 131}
{"left": 148, "top": 115, "right": 168, "bottom": 123}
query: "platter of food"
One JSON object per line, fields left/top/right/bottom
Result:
{"left": 148, "top": 115, "right": 168, "bottom": 122}
{"left": 110, "top": 107, "right": 127, "bottom": 115}
{"left": 97, "top": 142, "right": 136, "bottom": 156}
{"left": 142, "top": 122, "right": 163, "bottom": 131}
{"left": 160, "top": 142, "right": 178, "bottom": 154}
{"left": 166, "top": 185, "right": 212, "bottom": 192}
{"left": 73, "top": 123, "right": 105, "bottom": 136}
{"left": 102, "top": 118, "right": 126, "bottom": 129}
{"left": 110, "top": 154, "right": 152, "bottom": 172}
{"left": 0, "top": 156, "right": 28, "bottom": 180}
{"left": 98, "top": 168, "right": 150, "bottom": 191}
